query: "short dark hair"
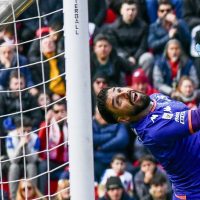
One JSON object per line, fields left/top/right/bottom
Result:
{"left": 49, "top": 19, "right": 63, "bottom": 31}
{"left": 112, "top": 153, "right": 126, "bottom": 163}
{"left": 139, "top": 154, "right": 157, "bottom": 166}
{"left": 92, "top": 72, "right": 109, "bottom": 83}
{"left": 158, "top": 0, "right": 173, "bottom": 7}
{"left": 150, "top": 173, "right": 167, "bottom": 186}
{"left": 14, "top": 116, "right": 32, "bottom": 128}
{"left": 52, "top": 99, "right": 67, "bottom": 109}
{"left": 122, "top": 0, "right": 137, "bottom": 6}
{"left": 97, "top": 88, "right": 117, "bottom": 123}
{"left": 93, "top": 33, "right": 111, "bottom": 46}
{"left": 9, "top": 70, "right": 25, "bottom": 82}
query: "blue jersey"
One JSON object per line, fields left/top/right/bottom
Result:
{"left": 131, "top": 93, "right": 200, "bottom": 199}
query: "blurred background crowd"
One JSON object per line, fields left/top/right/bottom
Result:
{"left": 0, "top": 0, "right": 200, "bottom": 199}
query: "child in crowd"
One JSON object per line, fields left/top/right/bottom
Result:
{"left": 134, "top": 155, "right": 172, "bottom": 200}
{"left": 149, "top": 174, "right": 172, "bottom": 200}
{"left": 98, "top": 154, "right": 133, "bottom": 197}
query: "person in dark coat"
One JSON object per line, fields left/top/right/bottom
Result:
{"left": 182, "top": 0, "right": 200, "bottom": 31}
{"left": 103, "top": 0, "right": 148, "bottom": 67}
{"left": 91, "top": 33, "right": 133, "bottom": 86}
{"left": 93, "top": 107, "right": 129, "bottom": 182}
{"left": 88, "top": 0, "right": 107, "bottom": 27}
{"left": 148, "top": 0, "right": 190, "bottom": 58}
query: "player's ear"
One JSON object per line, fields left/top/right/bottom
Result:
{"left": 117, "top": 116, "right": 130, "bottom": 123}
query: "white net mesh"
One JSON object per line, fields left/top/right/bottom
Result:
{"left": 0, "top": 0, "right": 69, "bottom": 199}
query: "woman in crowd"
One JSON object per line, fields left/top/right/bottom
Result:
{"left": 153, "top": 39, "right": 199, "bottom": 96}
{"left": 54, "top": 179, "right": 70, "bottom": 200}
{"left": 171, "top": 76, "right": 200, "bottom": 109}
{"left": 15, "top": 179, "right": 46, "bottom": 200}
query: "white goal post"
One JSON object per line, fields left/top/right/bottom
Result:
{"left": 64, "top": 0, "right": 95, "bottom": 199}
{"left": 0, "top": 0, "right": 95, "bottom": 199}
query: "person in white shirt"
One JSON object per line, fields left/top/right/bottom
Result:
{"left": 6, "top": 116, "right": 39, "bottom": 200}
{"left": 99, "top": 153, "right": 133, "bottom": 197}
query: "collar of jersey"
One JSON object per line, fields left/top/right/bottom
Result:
{"left": 150, "top": 100, "right": 157, "bottom": 112}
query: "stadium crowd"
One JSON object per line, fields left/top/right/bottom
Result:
{"left": 0, "top": 0, "right": 200, "bottom": 199}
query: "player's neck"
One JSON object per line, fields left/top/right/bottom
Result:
{"left": 132, "top": 101, "right": 154, "bottom": 122}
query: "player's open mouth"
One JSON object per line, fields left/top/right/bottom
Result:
{"left": 128, "top": 91, "right": 138, "bottom": 105}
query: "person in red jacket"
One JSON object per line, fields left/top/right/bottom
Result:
{"left": 131, "top": 68, "right": 158, "bottom": 96}
{"left": 38, "top": 100, "right": 68, "bottom": 194}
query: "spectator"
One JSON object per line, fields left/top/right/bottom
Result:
{"left": 48, "top": 20, "right": 64, "bottom": 54}
{"left": 29, "top": 37, "right": 65, "bottom": 100}
{"left": 93, "top": 106, "right": 129, "bottom": 182}
{"left": 19, "top": 0, "right": 63, "bottom": 43}
{"left": 0, "top": 24, "right": 18, "bottom": 45}
{"left": 153, "top": 39, "right": 199, "bottom": 96}
{"left": 134, "top": 155, "right": 171, "bottom": 200}
{"left": 182, "top": 0, "right": 200, "bottom": 31}
{"left": 28, "top": 19, "right": 64, "bottom": 63}
{"left": 36, "top": 91, "right": 51, "bottom": 123}
{"left": 99, "top": 176, "right": 134, "bottom": 200}
{"left": 145, "top": 0, "right": 183, "bottom": 24}
{"left": 131, "top": 68, "right": 158, "bottom": 95}
{"left": 38, "top": 100, "right": 68, "bottom": 194}
{"left": 103, "top": 0, "right": 150, "bottom": 69}
{"left": 88, "top": 0, "right": 107, "bottom": 27}
{"left": 171, "top": 76, "right": 200, "bottom": 109}
{"left": 6, "top": 117, "right": 39, "bottom": 200}
{"left": 54, "top": 179, "right": 70, "bottom": 200}
{"left": 15, "top": 179, "right": 46, "bottom": 200}
{"left": 0, "top": 71, "right": 40, "bottom": 156}
{"left": 148, "top": 0, "right": 190, "bottom": 59}
{"left": 107, "top": 0, "right": 149, "bottom": 24}
{"left": 149, "top": 174, "right": 172, "bottom": 200}
{"left": 99, "top": 154, "right": 133, "bottom": 198}
{"left": 0, "top": 42, "right": 37, "bottom": 95}
{"left": 183, "top": 0, "right": 200, "bottom": 82}
{"left": 92, "top": 72, "right": 109, "bottom": 114}
{"left": 91, "top": 33, "right": 132, "bottom": 86}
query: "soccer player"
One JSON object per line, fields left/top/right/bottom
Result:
{"left": 97, "top": 87, "right": 200, "bottom": 199}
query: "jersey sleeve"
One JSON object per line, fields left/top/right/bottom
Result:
{"left": 146, "top": 110, "right": 192, "bottom": 143}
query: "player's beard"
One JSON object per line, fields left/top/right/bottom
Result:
{"left": 131, "top": 92, "right": 151, "bottom": 116}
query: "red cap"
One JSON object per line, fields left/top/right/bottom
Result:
{"left": 132, "top": 68, "right": 149, "bottom": 83}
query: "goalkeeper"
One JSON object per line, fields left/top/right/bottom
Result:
{"left": 97, "top": 87, "right": 200, "bottom": 199}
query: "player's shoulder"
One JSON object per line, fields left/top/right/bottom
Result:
{"left": 151, "top": 93, "right": 189, "bottom": 111}
{"left": 150, "top": 93, "right": 172, "bottom": 103}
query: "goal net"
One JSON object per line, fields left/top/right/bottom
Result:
{"left": 0, "top": 0, "right": 70, "bottom": 199}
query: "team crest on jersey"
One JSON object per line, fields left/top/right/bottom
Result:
{"left": 163, "top": 106, "right": 172, "bottom": 113}
{"left": 162, "top": 113, "right": 173, "bottom": 120}
{"left": 151, "top": 114, "right": 158, "bottom": 123}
